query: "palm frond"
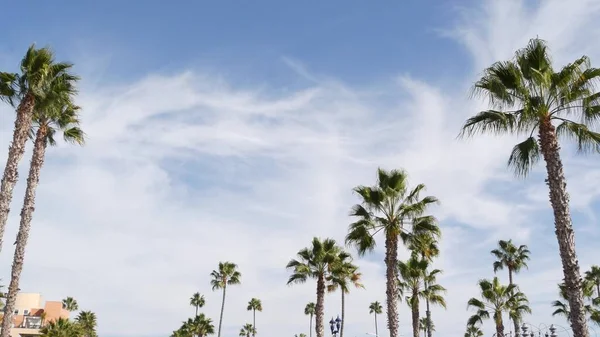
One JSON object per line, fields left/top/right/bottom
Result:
{"left": 507, "top": 136, "right": 540, "bottom": 177}
{"left": 555, "top": 120, "right": 600, "bottom": 153}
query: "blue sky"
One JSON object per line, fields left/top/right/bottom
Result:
{"left": 1, "top": 1, "right": 600, "bottom": 337}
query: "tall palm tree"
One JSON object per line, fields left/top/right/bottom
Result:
{"left": 75, "top": 311, "right": 97, "bottom": 337}
{"left": 421, "top": 269, "right": 446, "bottom": 337}
{"left": 398, "top": 257, "right": 430, "bottom": 337}
{"left": 40, "top": 317, "right": 82, "bottom": 337}
{"left": 405, "top": 230, "right": 442, "bottom": 337}
{"left": 467, "top": 277, "right": 526, "bottom": 337}
{"left": 190, "top": 293, "right": 206, "bottom": 317}
{"left": 369, "top": 301, "right": 383, "bottom": 337}
{"left": 287, "top": 238, "right": 345, "bottom": 337}
{"left": 1, "top": 101, "right": 83, "bottom": 337}
{"left": 491, "top": 240, "right": 531, "bottom": 285}
{"left": 304, "top": 302, "right": 316, "bottom": 337}
{"left": 459, "top": 38, "right": 600, "bottom": 337}
{"left": 327, "top": 253, "right": 363, "bottom": 337}
{"left": 585, "top": 266, "right": 600, "bottom": 299}
{"left": 346, "top": 168, "right": 438, "bottom": 337}
{"left": 0, "top": 45, "right": 77, "bottom": 257}
{"left": 210, "top": 262, "right": 242, "bottom": 337}
{"left": 464, "top": 325, "right": 484, "bottom": 337}
{"left": 247, "top": 298, "right": 262, "bottom": 337}
{"left": 61, "top": 297, "right": 79, "bottom": 312}
{"left": 239, "top": 324, "right": 255, "bottom": 337}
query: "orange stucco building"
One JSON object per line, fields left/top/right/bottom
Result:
{"left": 0, "top": 293, "right": 70, "bottom": 337}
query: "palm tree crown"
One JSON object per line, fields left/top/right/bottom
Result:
{"left": 491, "top": 239, "right": 530, "bottom": 284}
{"left": 190, "top": 292, "right": 206, "bottom": 316}
{"left": 211, "top": 261, "right": 242, "bottom": 337}
{"left": 62, "top": 297, "right": 79, "bottom": 312}
{"left": 585, "top": 265, "right": 600, "bottom": 299}
{"left": 75, "top": 311, "right": 98, "bottom": 337}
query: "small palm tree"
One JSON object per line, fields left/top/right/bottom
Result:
{"left": 459, "top": 38, "right": 600, "bottom": 337}
{"left": 210, "top": 262, "right": 242, "bottom": 337}
{"left": 181, "top": 314, "right": 215, "bottom": 337}
{"left": 304, "top": 302, "right": 316, "bottom": 337}
{"left": 40, "top": 317, "right": 82, "bottom": 337}
{"left": 62, "top": 297, "right": 79, "bottom": 312}
{"left": 491, "top": 240, "right": 531, "bottom": 285}
{"left": 397, "top": 257, "right": 428, "bottom": 337}
{"left": 239, "top": 324, "right": 255, "bottom": 337}
{"left": 552, "top": 281, "right": 600, "bottom": 325}
{"left": 247, "top": 298, "right": 262, "bottom": 337}
{"left": 75, "top": 311, "right": 97, "bottom": 337}
{"left": 287, "top": 238, "right": 345, "bottom": 337}
{"left": 369, "top": 301, "right": 383, "bottom": 337}
{"left": 467, "top": 277, "right": 526, "bottom": 337}
{"left": 421, "top": 269, "right": 446, "bottom": 337}
{"left": 585, "top": 266, "right": 600, "bottom": 299}
{"left": 419, "top": 318, "right": 434, "bottom": 337}
{"left": 345, "top": 168, "right": 438, "bottom": 337}
{"left": 327, "top": 253, "right": 363, "bottom": 337}
{"left": 508, "top": 292, "right": 532, "bottom": 336}
{"left": 190, "top": 293, "right": 206, "bottom": 316}
{"left": 464, "top": 325, "right": 483, "bottom": 337}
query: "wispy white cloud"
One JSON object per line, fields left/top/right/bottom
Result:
{"left": 1, "top": 1, "right": 600, "bottom": 337}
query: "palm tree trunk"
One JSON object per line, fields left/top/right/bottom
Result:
{"left": 340, "top": 291, "right": 345, "bottom": 337}
{"left": 385, "top": 232, "right": 400, "bottom": 337}
{"left": 0, "top": 92, "right": 35, "bottom": 256}
{"left": 310, "top": 314, "right": 313, "bottom": 337}
{"left": 315, "top": 275, "right": 326, "bottom": 337}
{"left": 508, "top": 269, "right": 513, "bottom": 286}
{"left": 494, "top": 313, "right": 504, "bottom": 337}
{"left": 195, "top": 306, "right": 198, "bottom": 317}
{"left": 538, "top": 117, "right": 589, "bottom": 337}
{"left": 411, "top": 289, "right": 419, "bottom": 337}
{"left": 253, "top": 309, "right": 256, "bottom": 337}
{"left": 425, "top": 277, "right": 432, "bottom": 337}
{"left": 0, "top": 125, "right": 47, "bottom": 337}
{"left": 374, "top": 313, "right": 378, "bottom": 337}
{"left": 217, "top": 285, "right": 227, "bottom": 337}
{"left": 513, "top": 318, "right": 519, "bottom": 337}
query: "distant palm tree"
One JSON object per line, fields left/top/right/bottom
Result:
{"left": 552, "top": 281, "right": 600, "bottom": 325}
{"left": 40, "top": 317, "right": 81, "bottom": 337}
{"left": 419, "top": 318, "right": 434, "bottom": 337}
{"left": 346, "top": 168, "right": 438, "bottom": 337}
{"left": 287, "top": 238, "right": 345, "bottom": 337}
{"left": 491, "top": 240, "right": 531, "bottom": 285}
{"left": 464, "top": 325, "right": 483, "bottom": 337}
{"left": 239, "top": 324, "right": 255, "bottom": 337}
{"left": 75, "top": 311, "right": 97, "bottom": 337}
{"left": 190, "top": 293, "right": 206, "bottom": 316}
{"left": 398, "top": 257, "right": 428, "bottom": 337}
{"left": 459, "top": 38, "right": 600, "bottom": 337}
{"left": 369, "top": 301, "right": 383, "bottom": 337}
{"left": 508, "top": 292, "right": 532, "bottom": 336}
{"left": 467, "top": 277, "right": 526, "bottom": 337}
{"left": 585, "top": 266, "right": 600, "bottom": 299}
{"left": 62, "top": 297, "right": 79, "bottom": 312}
{"left": 247, "top": 298, "right": 263, "bottom": 337}
{"left": 421, "top": 269, "right": 446, "bottom": 337}
{"left": 327, "top": 252, "right": 363, "bottom": 337}
{"left": 181, "top": 314, "right": 215, "bottom": 337}
{"left": 211, "top": 262, "right": 242, "bottom": 337}
{"left": 304, "top": 302, "right": 316, "bottom": 337}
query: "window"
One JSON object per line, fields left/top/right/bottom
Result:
{"left": 23, "top": 309, "right": 29, "bottom": 316}
{"left": 13, "top": 309, "right": 18, "bottom": 315}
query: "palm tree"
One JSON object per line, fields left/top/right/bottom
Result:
{"left": 0, "top": 45, "right": 77, "bottom": 260}
{"left": 40, "top": 317, "right": 82, "bottom": 337}
{"left": 459, "top": 37, "right": 600, "bottom": 337}
{"left": 585, "top": 266, "right": 600, "bottom": 299}
{"left": 464, "top": 325, "right": 483, "bottom": 337}
{"left": 75, "top": 311, "right": 97, "bottom": 337}
{"left": 467, "top": 277, "right": 526, "bottom": 337}
{"left": 491, "top": 240, "right": 531, "bottom": 285}
{"left": 184, "top": 314, "right": 215, "bottom": 337}
{"left": 552, "top": 281, "right": 600, "bottom": 325}
{"left": 287, "top": 238, "right": 345, "bottom": 337}
{"left": 327, "top": 252, "right": 363, "bottom": 337}
{"left": 419, "top": 318, "right": 434, "bottom": 337}
{"left": 508, "top": 292, "right": 532, "bottom": 336}
{"left": 190, "top": 293, "right": 206, "bottom": 316}
{"left": 239, "top": 324, "right": 255, "bottom": 337}
{"left": 247, "top": 298, "right": 262, "bottom": 337}
{"left": 61, "top": 297, "right": 79, "bottom": 312}
{"left": 398, "top": 257, "right": 429, "bottom": 337}
{"left": 346, "top": 168, "right": 438, "bottom": 337}
{"left": 421, "top": 269, "right": 446, "bottom": 337}
{"left": 304, "top": 302, "right": 316, "bottom": 337}
{"left": 368, "top": 301, "right": 383, "bottom": 337}
{"left": 1, "top": 101, "right": 83, "bottom": 337}
{"left": 210, "top": 262, "right": 242, "bottom": 337}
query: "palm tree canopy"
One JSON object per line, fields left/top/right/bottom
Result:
{"left": 247, "top": 298, "right": 263, "bottom": 311}
{"left": 190, "top": 292, "right": 206, "bottom": 308}
{"left": 210, "top": 262, "right": 242, "bottom": 290}
{"left": 423, "top": 269, "right": 447, "bottom": 309}
{"left": 459, "top": 38, "right": 600, "bottom": 176}
{"left": 397, "top": 257, "right": 429, "bottom": 304}
{"left": 61, "top": 297, "right": 79, "bottom": 311}
{"left": 304, "top": 302, "right": 316, "bottom": 316}
{"left": 369, "top": 301, "right": 383, "bottom": 314}
{"left": 466, "top": 277, "right": 525, "bottom": 327}
{"left": 239, "top": 323, "right": 256, "bottom": 336}
{"left": 327, "top": 252, "right": 364, "bottom": 294}
{"left": 464, "top": 325, "right": 484, "bottom": 337}
{"left": 286, "top": 237, "right": 346, "bottom": 284}
{"left": 345, "top": 168, "right": 439, "bottom": 255}
{"left": 75, "top": 311, "right": 97, "bottom": 337}
{"left": 40, "top": 317, "right": 82, "bottom": 337}
{"left": 491, "top": 239, "right": 531, "bottom": 275}
{"left": 181, "top": 314, "right": 215, "bottom": 337}
{"left": 585, "top": 265, "right": 600, "bottom": 287}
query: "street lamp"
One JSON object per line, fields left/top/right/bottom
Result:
{"left": 329, "top": 316, "right": 342, "bottom": 336}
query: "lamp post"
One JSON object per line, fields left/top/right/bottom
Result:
{"left": 329, "top": 316, "right": 342, "bottom": 337}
